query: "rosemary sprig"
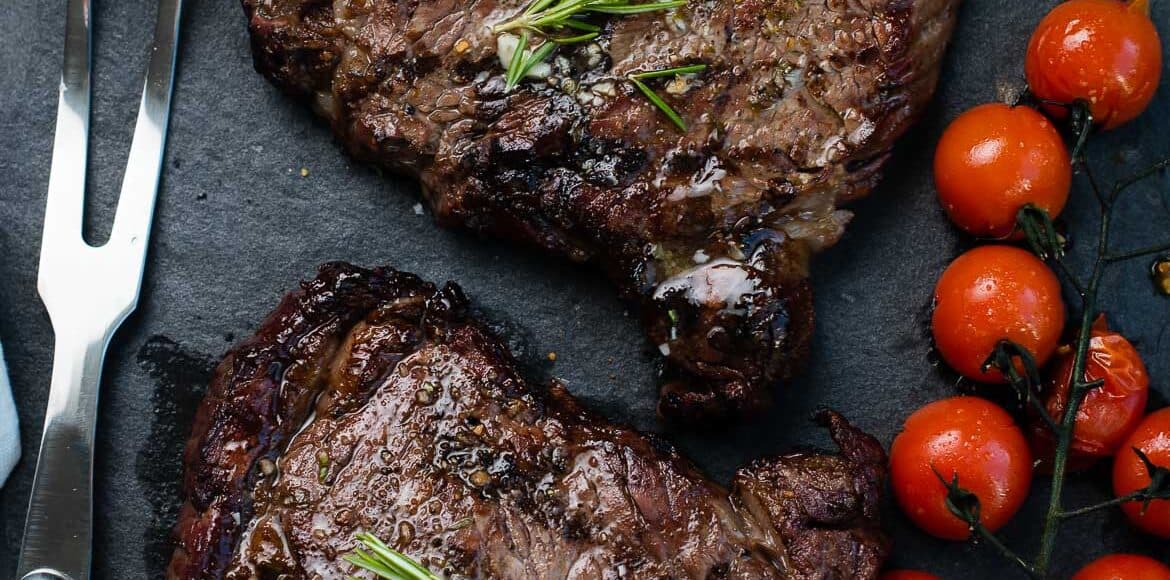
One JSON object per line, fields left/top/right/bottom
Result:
{"left": 344, "top": 532, "right": 438, "bottom": 580}
{"left": 628, "top": 64, "right": 707, "bottom": 130}
{"left": 494, "top": 0, "right": 684, "bottom": 35}
{"left": 503, "top": 31, "right": 558, "bottom": 91}
{"left": 495, "top": 0, "right": 684, "bottom": 91}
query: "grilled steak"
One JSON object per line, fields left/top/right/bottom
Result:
{"left": 168, "top": 263, "right": 889, "bottom": 579}
{"left": 242, "top": 0, "right": 960, "bottom": 422}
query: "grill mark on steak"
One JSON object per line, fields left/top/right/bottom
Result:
{"left": 242, "top": 0, "right": 959, "bottom": 422}
{"left": 168, "top": 263, "right": 889, "bottom": 579}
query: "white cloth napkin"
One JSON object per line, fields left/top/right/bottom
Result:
{"left": 0, "top": 339, "right": 20, "bottom": 486}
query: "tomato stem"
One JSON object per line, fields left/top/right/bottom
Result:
{"left": 1106, "top": 241, "right": 1170, "bottom": 263}
{"left": 974, "top": 523, "right": 1041, "bottom": 578}
{"left": 1032, "top": 154, "right": 1170, "bottom": 577}
{"left": 1058, "top": 484, "right": 1166, "bottom": 520}
{"left": 993, "top": 109, "right": 1170, "bottom": 576}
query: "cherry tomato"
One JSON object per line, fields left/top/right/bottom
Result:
{"left": 890, "top": 397, "right": 1033, "bottom": 540}
{"left": 1073, "top": 554, "right": 1170, "bottom": 580}
{"left": 934, "top": 103, "right": 1071, "bottom": 238}
{"left": 1025, "top": 0, "right": 1163, "bottom": 129}
{"left": 1031, "top": 316, "right": 1149, "bottom": 464}
{"left": 932, "top": 245, "right": 1066, "bottom": 383}
{"left": 1113, "top": 408, "right": 1170, "bottom": 539}
{"left": 880, "top": 571, "right": 942, "bottom": 580}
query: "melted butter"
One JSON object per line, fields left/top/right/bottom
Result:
{"left": 652, "top": 258, "right": 763, "bottom": 314}
{"left": 667, "top": 156, "right": 728, "bottom": 202}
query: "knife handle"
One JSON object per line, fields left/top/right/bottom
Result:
{"left": 17, "top": 329, "right": 111, "bottom": 580}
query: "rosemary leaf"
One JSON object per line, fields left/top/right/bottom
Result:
{"left": 518, "top": 41, "right": 557, "bottom": 80}
{"left": 629, "top": 63, "right": 707, "bottom": 80}
{"left": 551, "top": 31, "right": 600, "bottom": 44}
{"left": 626, "top": 64, "right": 705, "bottom": 130}
{"left": 345, "top": 532, "right": 438, "bottom": 580}
{"left": 587, "top": 0, "right": 686, "bottom": 14}
{"left": 559, "top": 18, "right": 601, "bottom": 32}
{"left": 504, "top": 31, "right": 531, "bottom": 91}
{"left": 629, "top": 76, "right": 687, "bottom": 130}
{"left": 523, "top": 0, "right": 559, "bottom": 16}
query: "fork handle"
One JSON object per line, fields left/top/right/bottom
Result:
{"left": 17, "top": 329, "right": 112, "bottom": 580}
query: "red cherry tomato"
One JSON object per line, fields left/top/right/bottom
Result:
{"left": 880, "top": 571, "right": 942, "bottom": 580}
{"left": 1113, "top": 408, "right": 1170, "bottom": 539}
{"left": 934, "top": 103, "right": 1071, "bottom": 238}
{"left": 932, "top": 245, "right": 1066, "bottom": 383}
{"left": 1025, "top": 0, "right": 1163, "bottom": 129}
{"left": 1031, "top": 316, "right": 1149, "bottom": 465}
{"left": 1073, "top": 554, "right": 1170, "bottom": 580}
{"left": 890, "top": 397, "right": 1033, "bottom": 540}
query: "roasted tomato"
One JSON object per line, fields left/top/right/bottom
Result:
{"left": 1025, "top": 0, "right": 1163, "bottom": 129}
{"left": 1073, "top": 554, "right": 1170, "bottom": 580}
{"left": 932, "top": 245, "right": 1066, "bottom": 383}
{"left": 1113, "top": 408, "right": 1170, "bottom": 539}
{"left": 1031, "top": 316, "right": 1149, "bottom": 465}
{"left": 934, "top": 103, "right": 1071, "bottom": 239}
{"left": 880, "top": 570, "right": 942, "bottom": 580}
{"left": 890, "top": 397, "right": 1033, "bottom": 540}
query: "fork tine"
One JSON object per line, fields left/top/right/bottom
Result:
{"left": 108, "top": 0, "right": 184, "bottom": 254}
{"left": 38, "top": 0, "right": 91, "bottom": 259}
{"left": 18, "top": 1, "right": 184, "bottom": 577}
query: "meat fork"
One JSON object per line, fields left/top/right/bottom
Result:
{"left": 17, "top": 1, "right": 183, "bottom": 579}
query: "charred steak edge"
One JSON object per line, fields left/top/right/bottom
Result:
{"left": 168, "top": 263, "right": 889, "bottom": 579}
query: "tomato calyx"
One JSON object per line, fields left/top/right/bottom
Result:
{"left": 933, "top": 468, "right": 982, "bottom": 532}
{"left": 1015, "top": 204, "right": 1066, "bottom": 261}
{"left": 1126, "top": 447, "right": 1170, "bottom": 511}
{"left": 983, "top": 339, "right": 1061, "bottom": 431}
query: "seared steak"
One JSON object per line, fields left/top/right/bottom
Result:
{"left": 169, "top": 263, "right": 889, "bottom": 579}
{"left": 242, "top": 0, "right": 960, "bottom": 422}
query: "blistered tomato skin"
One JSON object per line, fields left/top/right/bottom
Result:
{"left": 1113, "top": 408, "right": 1170, "bottom": 539}
{"left": 934, "top": 104, "right": 1072, "bottom": 239}
{"left": 1073, "top": 554, "right": 1170, "bottom": 580}
{"left": 890, "top": 396, "right": 1033, "bottom": 541}
{"left": 1035, "top": 318, "right": 1148, "bottom": 456}
{"left": 1025, "top": 0, "right": 1163, "bottom": 129}
{"left": 931, "top": 245, "right": 1066, "bottom": 383}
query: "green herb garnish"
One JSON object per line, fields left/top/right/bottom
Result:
{"left": 494, "top": 0, "right": 685, "bottom": 91}
{"left": 503, "top": 31, "right": 559, "bottom": 91}
{"left": 344, "top": 532, "right": 438, "bottom": 580}
{"left": 628, "top": 64, "right": 707, "bottom": 130}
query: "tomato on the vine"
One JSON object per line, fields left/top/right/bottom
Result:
{"left": 1025, "top": 0, "right": 1163, "bottom": 129}
{"left": 932, "top": 245, "right": 1066, "bottom": 383}
{"left": 890, "top": 397, "right": 1033, "bottom": 540}
{"left": 1073, "top": 554, "right": 1170, "bottom": 580}
{"left": 934, "top": 103, "right": 1071, "bottom": 239}
{"left": 1030, "top": 316, "right": 1149, "bottom": 464}
{"left": 1113, "top": 408, "right": 1170, "bottom": 539}
{"left": 880, "top": 571, "right": 941, "bottom": 580}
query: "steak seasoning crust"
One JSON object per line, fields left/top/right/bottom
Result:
{"left": 169, "top": 263, "right": 889, "bottom": 579}
{"left": 242, "top": 0, "right": 960, "bottom": 422}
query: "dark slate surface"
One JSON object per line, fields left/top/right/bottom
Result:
{"left": 1, "top": 1, "right": 1168, "bottom": 578}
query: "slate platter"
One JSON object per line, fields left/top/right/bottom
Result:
{"left": 0, "top": 1, "right": 1168, "bottom": 578}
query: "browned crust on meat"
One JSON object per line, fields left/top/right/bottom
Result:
{"left": 168, "top": 264, "right": 889, "bottom": 579}
{"left": 239, "top": 0, "right": 958, "bottom": 423}
{"left": 168, "top": 265, "right": 457, "bottom": 578}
